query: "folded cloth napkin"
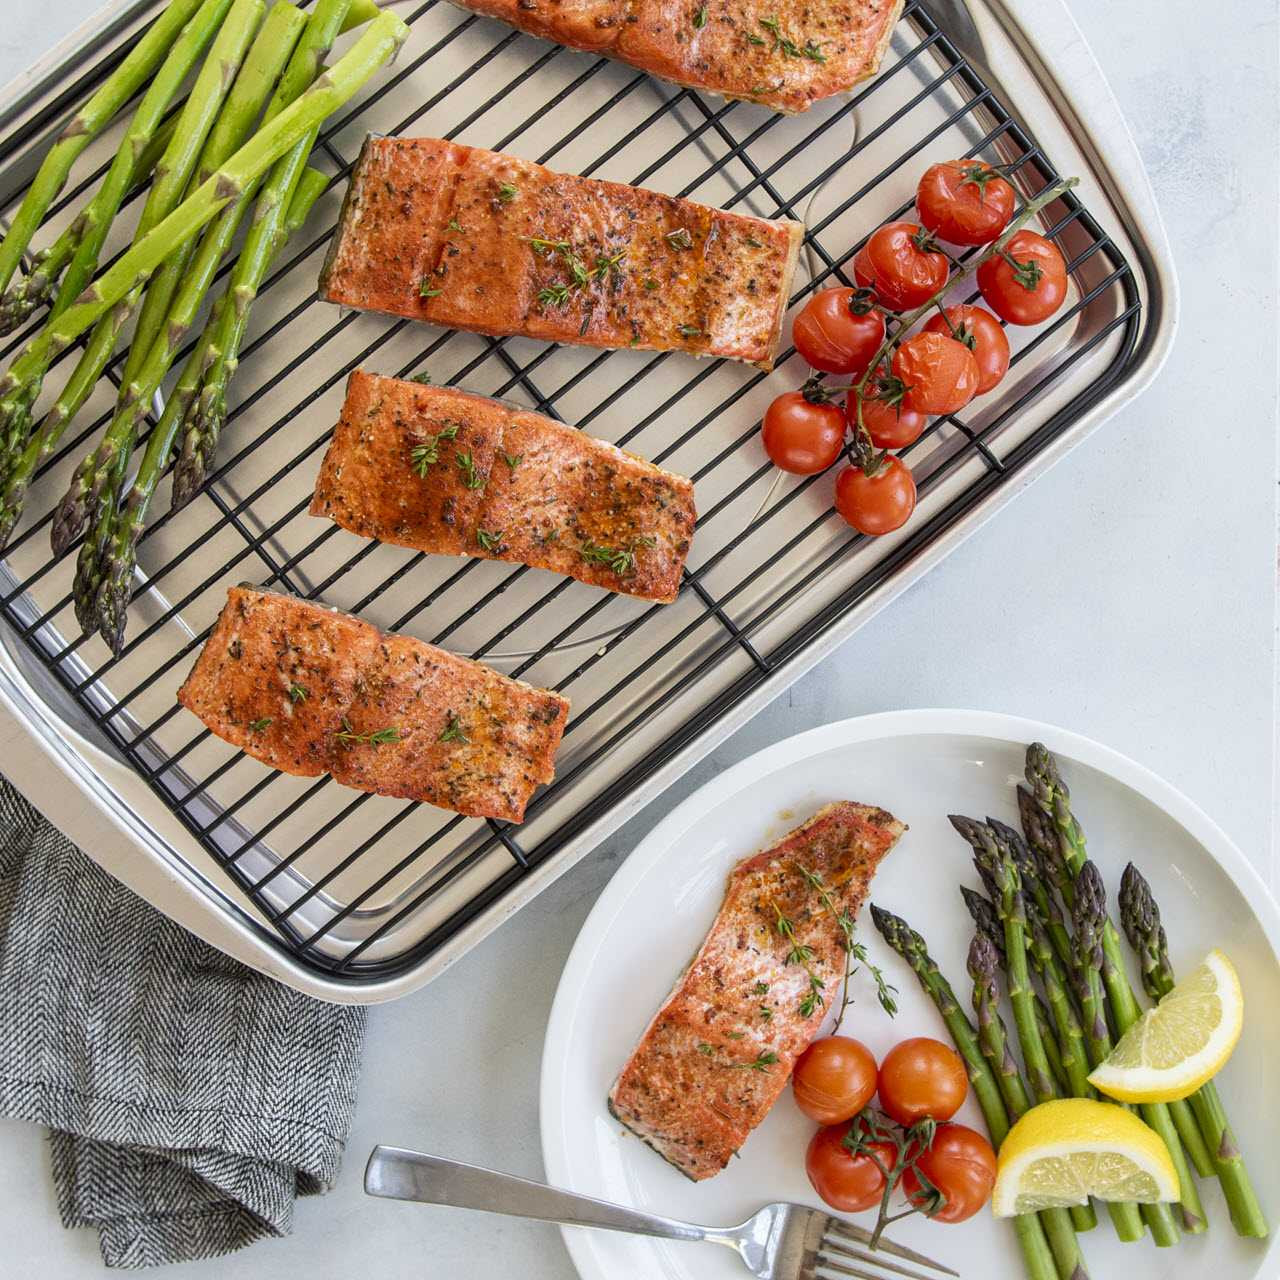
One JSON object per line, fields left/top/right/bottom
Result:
{"left": 0, "top": 775, "right": 368, "bottom": 1268}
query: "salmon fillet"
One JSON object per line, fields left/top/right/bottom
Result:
{"left": 310, "top": 370, "right": 697, "bottom": 603}
{"left": 318, "top": 136, "right": 803, "bottom": 369}
{"left": 608, "top": 801, "right": 905, "bottom": 1179}
{"left": 177, "top": 586, "right": 570, "bottom": 822}
{"left": 457, "top": 0, "right": 904, "bottom": 114}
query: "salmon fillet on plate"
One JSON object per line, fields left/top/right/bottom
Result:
{"left": 609, "top": 801, "right": 905, "bottom": 1179}
{"left": 318, "top": 136, "right": 803, "bottom": 369}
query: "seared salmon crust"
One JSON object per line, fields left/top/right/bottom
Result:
{"left": 457, "top": 0, "right": 904, "bottom": 114}
{"left": 608, "top": 801, "right": 905, "bottom": 1179}
{"left": 177, "top": 586, "right": 569, "bottom": 822}
{"left": 318, "top": 136, "right": 803, "bottom": 369}
{"left": 311, "top": 370, "right": 697, "bottom": 603}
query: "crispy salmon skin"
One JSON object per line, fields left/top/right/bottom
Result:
{"left": 318, "top": 136, "right": 802, "bottom": 369}
{"left": 310, "top": 371, "right": 697, "bottom": 603}
{"left": 608, "top": 801, "right": 905, "bottom": 1179}
{"left": 177, "top": 586, "right": 569, "bottom": 822}
{"left": 459, "top": 0, "right": 904, "bottom": 113}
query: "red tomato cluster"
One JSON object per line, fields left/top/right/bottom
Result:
{"left": 765, "top": 159, "right": 1071, "bottom": 538}
{"left": 796, "top": 1035, "right": 996, "bottom": 1229}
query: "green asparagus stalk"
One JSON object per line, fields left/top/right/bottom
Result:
{"left": 991, "top": 813, "right": 1075, "bottom": 978}
{"left": 0, "top": 0, "right": 236, "bottom": 469}
{"left": 0, "top": 0, "right": 208, "bottom": 298}
{"left": 62, "top": 2, "right": 307, "bottom": 631}
{"left": 869, "top": 905, "right": 1066, "bottom": 1280}
{"left": 1119, "top": 863, "right": 1268, "bottom": 1238}
{"left": 0, "top": 116, "right": 183, "bottom": 338}
{"left": 967, "top": 934, "right": 1091, "bottom": 1279}
{"left": 1072, "top": 863, "right": 1193, "bottom": 1241}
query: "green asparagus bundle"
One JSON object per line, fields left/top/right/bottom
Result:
{"left": 870, "top": 904, "right": 1075, "bottom": 1280}
{"left": 1118, "top": 863, "right": 1268, "bottom": 1238}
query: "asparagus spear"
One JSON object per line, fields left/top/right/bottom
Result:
{"left": 869, "top": 905, "right": 1067, "bottom": 1280}
{"left": 1072, "top": 863, "right": 1194, "bottom": 1241}
{"left": 967, "top": 934, "right": 1091, "bottom": 1279}
{"left": 62, "top": 2, "right": 308, "bottom": 631}
{"left": 1025, "top": 746, "right": 1216, "bottom": 1182}
{"left": 1119, "top": 863, "right": 1268, "bottom": 1238}
{"left": 0, "top": 0, "right": 208, "bottom": 298}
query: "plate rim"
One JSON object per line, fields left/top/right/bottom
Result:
{"left": 539, "top": 707, "right": 1280, "bottom": 1280}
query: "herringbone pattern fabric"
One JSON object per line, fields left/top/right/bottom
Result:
{"left": 0, "top": 776, "right": 367, "bottom": 1268}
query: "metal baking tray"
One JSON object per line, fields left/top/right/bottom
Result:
{"left": 0, "top": 0, "right": 1176, "bottom": 1001}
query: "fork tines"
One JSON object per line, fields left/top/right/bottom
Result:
{"left": 807, "top": 1215, "right": 959, "bottom": 1280}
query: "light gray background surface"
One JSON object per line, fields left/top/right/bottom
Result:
{"left": 1, "top": 0, "right": 1277, "bottom": 1275}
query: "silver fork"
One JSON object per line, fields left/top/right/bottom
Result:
{"left": 365, "top": 1146, "right": 958, "bottom": 1280}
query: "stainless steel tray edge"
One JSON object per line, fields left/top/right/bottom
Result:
{"left": 0, "top": 0, "right": 1178, "bottom": 1003}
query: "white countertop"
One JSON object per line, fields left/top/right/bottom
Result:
{"left": 1, "top": 0, "right": 1277, "bottom": 1275}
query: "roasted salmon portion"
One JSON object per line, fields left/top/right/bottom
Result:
{"left": 458, "top": 0, "right": 904, "bottom": 114}
{"left": 310, "top": 370, "right": 697, "bottom": 603}
{"left": 608, "top": 801, "right": 905, "bottom": 1179}
{"left": 177, "top": 586, "right": 570, "bottom": 822}
{"left": 318, "top": 136, "right": 803, "bottom": 369}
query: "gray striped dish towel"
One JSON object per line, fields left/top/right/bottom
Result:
{"left": 0, "top": 775, "right": 368, "bottom": 1268}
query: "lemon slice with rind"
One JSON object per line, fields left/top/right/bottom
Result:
{"left": 1088, "top": 949, "right": 1243, "bottom": 1104}
{"left": 992, "top": 1099, "right": 1179, "bottom": 1218}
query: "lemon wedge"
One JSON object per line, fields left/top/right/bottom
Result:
{"left": 1088, "top": 949, "right": 1243, "bottom": 1104}
{"left": 991, "top": 1099, "right": 1179, "bottom": 1218}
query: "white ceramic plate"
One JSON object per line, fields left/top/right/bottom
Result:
{"left": 540, "top": 710, "right": 1280, "bottom": 1280}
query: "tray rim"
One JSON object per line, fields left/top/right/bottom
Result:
{"left": 0, "top": 0, "right": 1179, "bottom": 1002}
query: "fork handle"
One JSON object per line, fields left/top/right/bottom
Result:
{"left": 365, "top": 1146, "right": 712, "bottom": 1244}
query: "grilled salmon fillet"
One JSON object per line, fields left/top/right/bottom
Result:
{"left": 318, "top": 136, "right": 803, "bottom": 369}
{"left": 310, "top": 370, "right": 697, "bottom": 603}
{"left": 608, "top": 801, "right": 905, "bottom": 1179}
{"left": 177, "top": 586, "right": 569, "bottom": 822}
{"left": 457, "top": 0, "right": 903, "bottom": 114}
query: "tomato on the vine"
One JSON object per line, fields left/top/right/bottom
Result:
{"left": 792, "top": 288, "right": 885, "bottom": 376}
{"left": 856, "top": 222, "right": 949, "bottom": 311}
{"left": 834, "top": 457, "right": 916, "bottom": 536}
{"left": 922, "top": 304, "right": 1010, "bottom": 394}
{"left": 878, "top": 1037, "right": 968, "bottom": 1126}
{"left": 916, "top": 160, "right": 1015, "bottom": 246}
{"left": 805, "top": 1123, "right": 894, "bottom": 1213}
{"left": 762, "top": 389, "right": 845, "bottom": 475}
{"left": 902, "top": 1123, "right": 997, "bottom": 1223}
{"left": 977, "top": 229, "right": 1068, "bottom": 325}
{"left": 891, "top": 332, "right": 980, "bottom": 416}
{"left": 849, "top": 382, "right": 927, "bottom": 450}
{"left": 792, "top": 1036, "right": 878, "bottom": 1125}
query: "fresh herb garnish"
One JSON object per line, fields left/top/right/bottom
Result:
{"left": 579, "top": 535, "right": 657, "bottom": 576}
{"left": 643, "top": 278, "right": 659, "bottom": 291}
{"left": 758, "top": 15, "right": 826, "bottom": 61}
{"left": 438, "top": 713, "right": 468, "bottom": 743}
{"left": 455, "top": 449, "right": 485, "bottom": 490}
{"left": 745, "top": 236, "right": 762, "bottom": 248}
{"left": 501, "top": 452, "right": 522, "bottom": 471}
{"left": 409, "top": 423, "right": 460, "bottom": 475}
{"left": 537, "top": 282, "right": 572, "bottom": 308}
{"left": 730, "top": 1050, "right": 779, "bottom": 1073}
{"left": 753, "top": 981, "right": 770, "bottom": 995}
{"left": 772, "top": 901, "right": 826, "bottom": 1018}
{"left": 693, "top": 3, "right": 707, "bottom": 26}
{"left": 446, "top": 217, "right": 465, "bottom": 232}
{"left": 746, "top": 31, "right": 766, "bottom": 44}
{"left": 334, "top": 719, "right": 400, "bottom": 747}
{"left": 594, "top": 249, "right": 626, "bottom": 279}
{"left": 288, "top": 684, "right": 308, "bottom": 704}
{"left": 409, "top": 370, "right": 432, "bottom": 384}
{"left": 677, "top": 323, "right": 702, "bottom": 337}
{"left": 419, "top": 280, "right": 442, "bottom": 298}
{"left": 665, "top": 227, "right": 694, "bottom": 250}
{"left": 758, "top": 1005, "right": 773, "bottom": 1021}
{"left": 247, "top": 716, "right": 273, "bottom": 732}
{"left": 697, "top": 1042, "right": 715, "bottom": 1056}
{"left": 476, "top": 527, "right": 504, "bottom": 552}
{"left": 496, "top": 181, "right": 518, "bottom": 204}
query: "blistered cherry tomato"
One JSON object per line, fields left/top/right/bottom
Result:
{"left": 806, "top": 1123, "right": 894, "bottom": 1213}
{"left": 922, "top": 305, "right": 1010, "bottom": 394}
{"left": 891, "top": 332, "right": 980, "bottom": 415}
{"left": 793, "top": 1036, "right": 879, "bottom": 1125}
{"left": 834, "top": 457, "right": 916, "bottom": 536}
{"left": 977, "top": 230, "right": 1068, "bottom": 325}
{"left": 762, "top": 390, "right": 845, "bottom": 475}
{"left": 916, "top": 160, "right": 1015, "bottom": 246}
{"left": 848, "top": 385, "right": 927, "bottom": 450}
{"left": 878, "top": 1037, "right": 968, "bottom": 1126}
{"left": 791, "top": 288, "right": 886, "bottom": 376}
{"left": 902, "top": 1123, "right": 997, "bottom": 1223}
{"left": 858, "top": 222, "right": 949, "bottom": 311}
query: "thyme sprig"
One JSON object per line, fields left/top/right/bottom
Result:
{"left": 579, "top": 535, "right": 656, "bottom": 576}
{"left": 476, "top": 527, "right": 504, "bottom": 552}
{"left": 409, "top": 422, "right": 460, "bottom": 475}
{"left": 730, "top": 1050, "right": 779, "bottom": 1072}
{"left": 455, "top": 449, "right": 485, "bottom": 490}
{"left": 758, "top": 15, "right": 826, "bottom": 62}
{"left": 438, "top": 713, "right": 468, "bottom": 743}
{"left": 334, "top": 718, "right": 400, "bottom": 747}
{"left": 771, "top": 900, "right": 825, "bottom": 1017}
{"left": 288, "top": 683, "right": 308, "bottom": 704}
{"left": 247, "top": 716, "right": 272, "bottom": 732}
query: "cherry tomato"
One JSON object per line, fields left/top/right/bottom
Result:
{"left": 902, "top": 1123, "right": 997, "bottom": 1223}
{"left": 792, "top": 1036, "right": 879, "bottom": 1125}
{"left": 916, "top": 160, "right": 1015, "bottom": 246}
{"left": 852, "top": 245, "right": 875, "bottom": 291}
{"left": 791, "top": 288, "right": 886, "bottom": 376}
{"left": 858, "top": 222, "right": 949, "bottom": 311}
{"left": 878, "top": 1037, "right": 968, "bottom": 1126}
{"left": 849, "top": 385, "right": 927, "bottom": 450}
{"left": 834, "top": 457, "right": 916, "bottom": 536}
{"left": 922, "top": 305, "right": 1010, "bottom": 394}
{"left": 806, "top": 1123, "right": 895, "bottom": 1213}
{"left": 762, "top": 390, "right": 845, "bottom": 475}
{"left": 977, "top": 230, "right": 1068, "bottom": 325}
{"left": 891, "top": 332, "right": 980, "bottom": 415}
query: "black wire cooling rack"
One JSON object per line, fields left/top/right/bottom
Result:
{"left": 0, "top": 0, "right": 1141, "bottom": 984}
